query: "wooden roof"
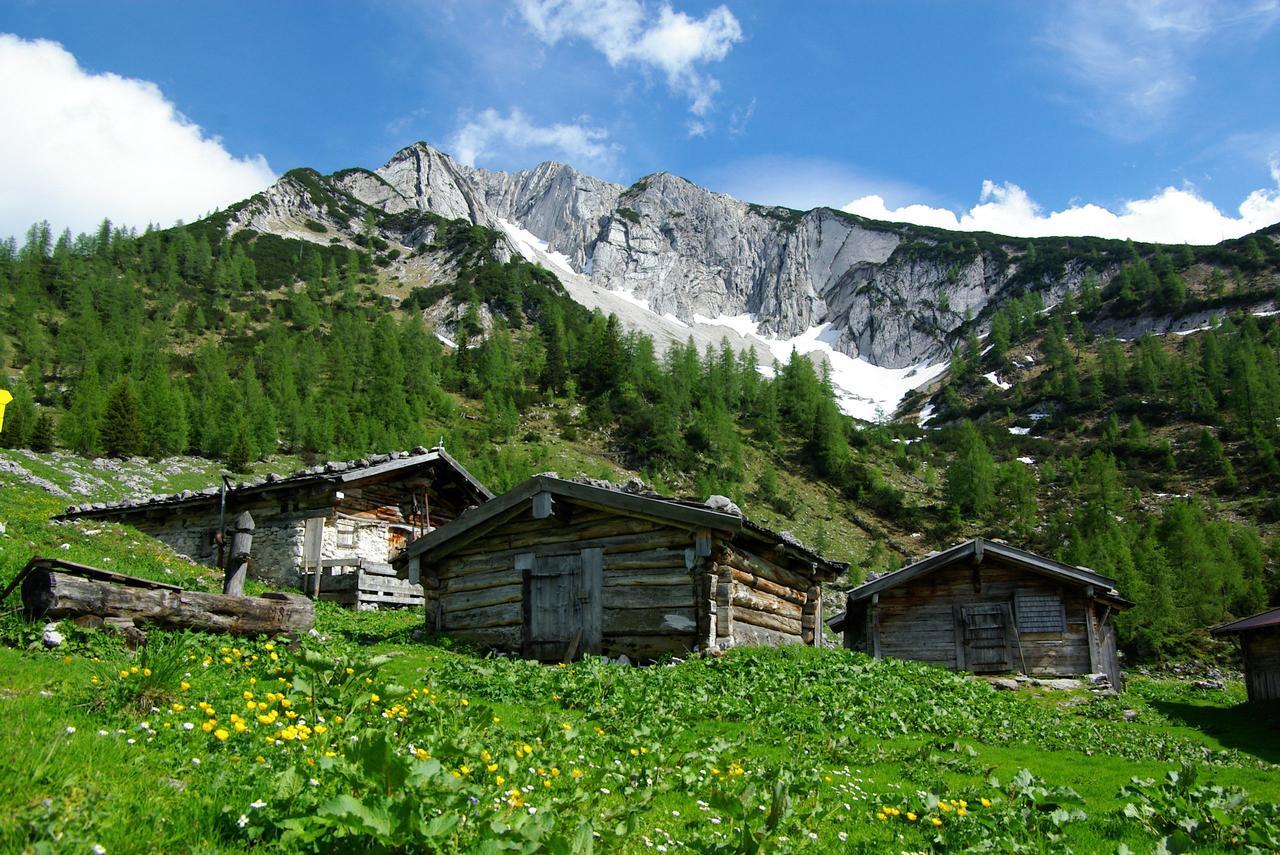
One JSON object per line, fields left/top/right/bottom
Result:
{"left": 57, "top": 447, "right": 492, "bottom": 520}
{"left": 393, "top": 474, "right": 847, "bottom": 580}
{"left": 828, "top": 538, "right": 1130, "bottom": 632}
{"left": 1210, "top": 607, "right": 1280, "bottom": 635}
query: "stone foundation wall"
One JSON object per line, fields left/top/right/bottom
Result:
{"left": 322, "top": 516, "right": 391, "bottom": 564}
{"left": 136, "top": 511, "right": 311, "bottom": 588}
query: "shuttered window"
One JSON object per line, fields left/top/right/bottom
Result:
{"left": 1015, "top": 591, "right": 1065, "bottom": 633}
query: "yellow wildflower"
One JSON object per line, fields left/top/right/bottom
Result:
{"left": 142, "top": 668, "right": 152, "bottom": 677}
{"left": 214, "top": 729, "right": 229, "bottom": 741}
{"left": 931, "top": 817, "right": 943, "bottom": 827}
{"left": 571, "top": 769, "right": 583, "bottom": 779}
{"left": 496, "top": 775, "right": 505, "bottom": 785}
{"left": 180, "top": 681, "right": 190, "bottom": 690}
{"left": 980, "top": 798, "right": 991, "bottom": 808}
{"left": 907, "top": 812, "right": 917, "bottom": 821}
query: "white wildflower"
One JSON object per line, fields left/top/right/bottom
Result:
{"left": 249, "top": 800, "right": 266, "bottom": 809}
{"left": 65, "top": 726, "right": 76, "bottom": 734}
{"left": 237, "top": 814, "right": 249, "bottom": 828}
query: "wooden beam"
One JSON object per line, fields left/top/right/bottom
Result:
{"left": 532, "top": 492, "right": 554, "bottom": 520}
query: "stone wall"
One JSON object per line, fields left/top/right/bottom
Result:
{"left": 321, "top": 516, "right": 392, "bottom": 565}
{"left": 128, "top": 507, "right": 414, "bottom": 588}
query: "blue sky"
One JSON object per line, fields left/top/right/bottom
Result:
{"left": 2, "top": 0, "right": 1279, "bottom": 242}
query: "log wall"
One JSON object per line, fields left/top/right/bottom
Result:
{"left": 1242, "top": 627, "right": 1280, "bottom": 702}
{"left": 872, "top": 559, "right": 1094, "bottom": 676}
{"left": 712, "top": 545, "right": 818, "bottom": 648}
{"left": 427, "top": 506, "right": 701, "bottom": 660}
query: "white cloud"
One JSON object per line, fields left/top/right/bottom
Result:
{"left": 516, "top": 0, "right": 742, "bottom": 114}
{"left": 448, "top": 108, "right": 616, "bottom": 170}
{"left": 1047, "top": 0, "right": 1280, "bottom": 135}
{"left": 0, "top": 34, "right": 275, "bottom": 240}
{"left": 685, "top": 119, "right": 709, "bottom": 138}
{"left": 843, "top": 168, "right": 1280, "bottom": 244}
{"left": 727, "top": 96, "right": 756, "bottom": 136}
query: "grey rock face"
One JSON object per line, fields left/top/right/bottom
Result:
{"left": 360, "top": 145, "right": 1028, "bottom": 369}
{"left": 232, "top": 142, "right": 1097, "bottom": 380}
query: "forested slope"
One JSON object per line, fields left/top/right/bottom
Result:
{"left": 2, "top": 212, "right": 1280, "bottom": 660}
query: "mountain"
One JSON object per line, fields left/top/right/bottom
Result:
{"left": 231, "top": 142, "right": 1226, "bottom": 420}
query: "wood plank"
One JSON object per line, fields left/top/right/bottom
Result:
{"left": 450, "top": 516, "right": 669, "bottom": 558}
{"left": 733, "top": 604, "right": 803, "bottom": 636}
{"left": 732, "top": 621, "right": 800, "bottom": 647}
{"left": 443, "top": 601, "right": 522, "bottom": 630}
{"left": 731, "top": 586, "right": 803, "bottom": 620}
{"left": 601, "top": 606, "right": 697, "bottom": 635}
{"left": 729, "top": 567, "right": 808, "bottom": 605}
{"left": 603, "top": 549, "right": 692, "bottom": 571}
{"left": 721, "top": 547, "right": 816, "bottom": 592}
{"left": 602, "top": 567, "right": 691, "bottom": 587}
{"left": 600, "top": 633, "right": 694, "bottom": 661}
{"left": 603, "top": 584, "right": 694, "bottom": 610}
{"left": 443, "top": 584, "right": 522, "bottom": 615}
{"left": 581, "top": 547, "right": 603, "bottom": 656}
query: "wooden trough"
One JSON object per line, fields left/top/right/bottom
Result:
{"left": 299, "top": 558, "right": 425, "bottom": 611}
{"left": 6, "top": 556, "right": 313, "bottom": 636}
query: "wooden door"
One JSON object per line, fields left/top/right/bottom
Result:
{"left": 522, "top": 549, "right": 603, "bottom": 662}
{"left": 957, "top": 603, "right": 1012, "bottom": 672}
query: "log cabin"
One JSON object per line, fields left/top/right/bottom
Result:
{"left": 828, "top": 538, "right": 1130, "bottom": 685}
{"left": 57, "top": 448, "right": 492, "bottom": 598}
{"left": 391, "top": 474, "right": 847, "bottom": 662}
{"left": 1210, "top": 607, "right": 1280, "bottom": 703}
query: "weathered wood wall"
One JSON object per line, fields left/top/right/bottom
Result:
{"left": 870, "top": 558, "right": 1095, "bottom": 676}
{"left": 1242, "top": 628, "right": 1280, "bottom": 702}
{"left": 712, "top": 545, "right": 819, "bottom": 648}
{"left": 426, "top": 506, "right": 701, "bottom": 661}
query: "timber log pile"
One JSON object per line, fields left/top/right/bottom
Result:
{"left": 10, "top": 557, "right": 313, "bottom": 637}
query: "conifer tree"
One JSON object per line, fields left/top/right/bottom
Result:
{"left": 100, "top": 376, "right": 143, "bottom": 458}
{"left": 945, "top": 421, "right": 996, "bottom": 524}
{"left": 62, "top": 363, "right": 104, "bottom": 456}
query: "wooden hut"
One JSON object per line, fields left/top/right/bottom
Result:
{"left": 392, "top": 475, "right": 846, "bottom": 662}
{"left": 1210, "top": 607, "right": 1280, "bottom": 702}
{"left": 59, "top": 448, "right": 492, "bottom": 606}
{"left": 828, "top": 539, "right": 1130, "bottom": 684}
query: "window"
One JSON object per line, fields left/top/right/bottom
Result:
{"left": 337, "top": 523, "right": 355, "bottom": 548}
{"left": 1015, "top": 591, "right": 1066, "bottom": 633}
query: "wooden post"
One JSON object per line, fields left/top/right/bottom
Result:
{"left": 222, "top": 511, "right": 254, "bottom": 596}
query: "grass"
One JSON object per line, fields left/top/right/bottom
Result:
{"left": 1, "top": 456, "right": 1278, "bottom": 851}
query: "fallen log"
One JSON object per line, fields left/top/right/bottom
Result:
{"left": 22, "top": 567, "right": 313, "bottom": 636}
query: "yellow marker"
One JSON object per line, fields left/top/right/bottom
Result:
{"left": 0, "top": 389, "right": 11, "bottom": 432}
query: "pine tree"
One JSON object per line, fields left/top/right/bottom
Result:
{"left": 227, "top": 418, "right": 253, "bottom": 472}
{"left": 945, "top": 421, "right": 996, "bottom": 524}
{"left": 29, "top": 410, "right": 57, "bottom": 452}
{"left": 62, "top": 363, "right": 104, "bottom": 456}
{"left": 100, "top": 376, "right": 144, "bottom": 458}
{"left": 0, "top": 381, "right": 35, "bottom": 448}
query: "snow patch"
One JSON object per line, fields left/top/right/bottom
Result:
{"left": 496, "top": 217, "right": 578, "bottom": 280}
{"left": 608, "top": 287, "right": 654, "bottom": 311}
{"left": 693, "top": 313, "right": 761, "bottom": 338}
{"left": 1016, "top": 456, "right": 1036, "bottom": 465}
{"left": 435, "top": 331, "right": 457, "bottom": 349}
{"left": 983, "top": 371, "right": 1012, "bottom": 391}
{"left": 918, "top": 403, "right": 936, "bottom": 428}
{"left": 1009, "top": 426, "right": 1031, "bottom": 436}
{"left": 759, "top": 323, "right": 949, "bottom": 422}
